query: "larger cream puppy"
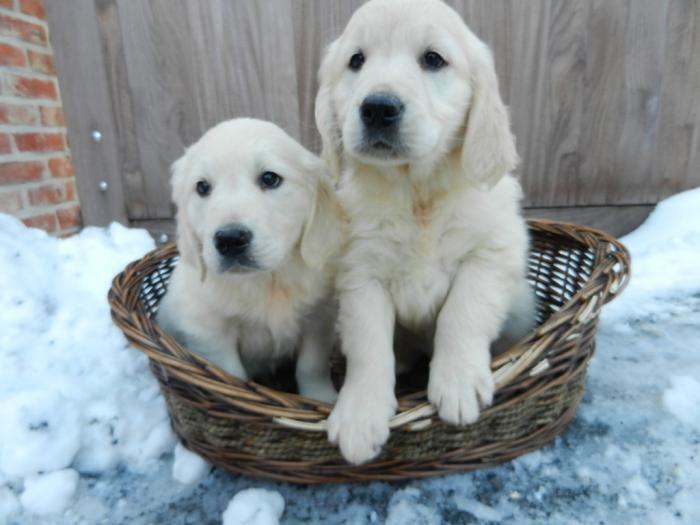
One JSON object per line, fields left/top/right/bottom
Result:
{"left": 157, "top": 119, "right": 342, "bottom": 402}
{"left": 315, "top": 0, "right": 535, "bottom": 463}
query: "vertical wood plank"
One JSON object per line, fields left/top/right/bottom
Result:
{"left": 449, "top": 1, "right": 551, "bottom": 207}
{"left": 538, "top": 0, "right": 587, "bottom": 206}
{"left": 577, "top": 0, "right": 628, "bottom": 205}
{"left": 116, "top": 0, "right": 196, "bottom": 219}
{"left": 652, "top": 0, "right": 700, "bottom": 199}
{"left": 94, "top": 0, "right": 148, "bottom": 219}
{"left": 292, "top": 0, "right": 365, "bottom": 152}
{"left": 612, "top": 0, "right": 667, "bottom": 204}
{"left": 46, "top": 0, "right": 700, "bottom": 226}
{"left": 450, "top": 0, "right": 512, "bottom": 95}
{"left": 44, "top": 0, "right": 128, "bottom": 226}
{"left": 503, "top": 1, "right": 551, "bottom": 208}
{"left": 116, "top": 0, "right": 301, "bottom": 219}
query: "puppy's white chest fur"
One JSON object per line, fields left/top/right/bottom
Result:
{"left": 339, "top": 175, "right": 470, "bottom": 331}
{"left": 221, "top": 269, "right": 322, "bottom": 359}
{"left": 236, "top": 277, "right": 301, "bottom": 355}
{"left": 160, "top": 258, "right": 326, "bottom": 374}
{"left": 387, "top": 209, "right": 456, "bottom": 330}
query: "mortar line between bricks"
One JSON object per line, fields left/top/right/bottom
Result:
{"left": 0, "top": 68, "right": 59, "bottom": 83}
{"left": 0, "top": 150, "right": 71, "bottom": 163}
{"left": 0, "top": 187, "right": 26, "bottom": 197}
{"left": 4, "top": 180, "right": 77, "bottom": 192}
{"left": 17, "top": 204, "right": 80, "bottom": 219}
{"left": 0, "top": 101, "right": 40, "bottom": 116}
{"left": 13, "top": 202, "right": 80, "bottom": 221}
{"left": 0, "top": 95, "right": 61, "bottom": 107}
{"left": 0, "top": 36, "right": 51, "bottom": 55}
{"left": 14, "top": 205, "right": 80, "bottom": 220}
{"left": 0, "top": 67, "right": 58, "bottom": 83}
{"left": 0, "top": 96, "right": 59, "bottom": 107}
{"left": 0, "top": 124, "right": 67, "bottom": 132}
{"left": 0, "top": 7, "right": 49, "bottom": 31}
{"left": 0, "top": 188, "right": 75, "bottom": 207}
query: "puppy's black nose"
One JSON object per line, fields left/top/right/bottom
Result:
{"left": 214, "top": 226, "right": 252, "bottom": 257}
{"left": 360, "top": 92, "right": 404, "bottom": 129}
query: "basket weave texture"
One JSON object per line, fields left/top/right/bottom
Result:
{"left": 108, "top": 220, "right": 629, "bottom": 484}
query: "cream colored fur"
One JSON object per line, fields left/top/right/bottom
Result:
{"left": 157, "top": 119, "right": 343, "bottom": 403}
{"left": 315, "top": 0, "right": 535, "bottom": 463}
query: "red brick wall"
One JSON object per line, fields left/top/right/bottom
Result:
{"left": 0, "top": 0, "right": 80, "bottom": 235}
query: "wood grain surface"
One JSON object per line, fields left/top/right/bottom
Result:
{"left": 46, "top": 0, "right": 700, "bottom": 231}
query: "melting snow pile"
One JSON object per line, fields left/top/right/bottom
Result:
{"left": 0, "top": 215, "right": 173, "bottom": 520}
{"left": 1, "top": 186, "right": 700, "bottom": 524}
{"left": 172, "top": 442, "right": 211, "bottom": 485}
{"left": 222, "top": 488, "right": 285, "bottom": 525}
{"left": 603, "top": 187, "right": 700, "bottom": 322}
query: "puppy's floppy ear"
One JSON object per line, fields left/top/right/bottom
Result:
{"left": 315, "top": 40, "right": 342, "bottom": 182}
{"left": 300, "top": 160, "right": 344, "bottom": 270}
{"left": 460, "top": 38, "right": 519, "bottom": 190}
{"left": 171, "top": 150, "right": 206, "bottom": 281}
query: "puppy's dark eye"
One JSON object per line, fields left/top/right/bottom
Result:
{"left": 195, "top": 179, "right": 211, "bottom": 197}
{"left": 259, "top": 171, "right": 283, "bottom": 190}
{"left": 348, "top": 51, "right": 365, "bottom": 71}
{"left": 421, "top": 50, "right": 448, "bottom": 71}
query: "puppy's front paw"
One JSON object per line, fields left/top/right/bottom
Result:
{"left": 428, "top": 357, "right": 494, "bottom": 426}
{"left": 327, "top": 385, "right": 396, "bottom": 465}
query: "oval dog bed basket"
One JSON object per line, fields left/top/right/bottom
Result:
{"left": 109, "top": 220, "right": 629, "bottom": 484}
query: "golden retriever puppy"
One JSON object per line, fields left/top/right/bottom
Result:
{"left": 315, "top": 0, "right": 535, "bottom": 462}
{"left": 157, "top": 119, "right": 342, "bottom": 403}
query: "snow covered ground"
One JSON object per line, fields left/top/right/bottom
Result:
{"left": 1, "top": 188, "right": 699, "bottom": 525}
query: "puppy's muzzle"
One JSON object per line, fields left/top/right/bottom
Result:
{"left": 214, "top": 224, "right": 252, "bottom": 260}
{"left": 360, "top": 92, "right": 404, "bottom": 131}
{"left": 359, "top": 92, "right": 406, "bottom": 156}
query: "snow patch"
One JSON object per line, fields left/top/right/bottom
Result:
{"left": 2, "top": 187, "right": 700, "bottom": 522}
{"left": 453, "top": 495, "right": 504, "bottom": 522}
{"left": 0, "top": 215, "right": 171, "bottom": 501}
{"left": 0, "top": 486, "right": 20, "bottom": 523}
{"left": 19, "top": 468, "right": 79, "bottom": 516}
{"left": 221, "top": 488, "right": 285, "bottom": 525}
{"left": 172, "top": 442, "right": 211, "bottom": 485}
{"left": 0, "top": 390, "right": 80, "bottom": 479}
{"left": 663, "top": 375, "right": 700, "bottom": 431}
{"left": 603, "top": 187, "right": 700, "bottom": 323}
{"left": 386, "top": 488, "right": 441, "bottom": 525}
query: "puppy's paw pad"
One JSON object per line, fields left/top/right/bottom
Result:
{"left": 327, "top": 388, "right": 395, "bottom": 465}
{"left": 428, "top": 362, "right": 495, "bottom": 426}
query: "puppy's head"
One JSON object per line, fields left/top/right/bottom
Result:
{"left": 315, "top": 0, "right": 518, "bottom": 187}
{"left": 171, "top": 119, "right": 341, "bottom": 278}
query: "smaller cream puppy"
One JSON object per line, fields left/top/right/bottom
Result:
{"left": 316, "top": 0, "right": 535, "bottom": 463}
{"left": 157, "top": 118, "right": 342, "bottom": 403}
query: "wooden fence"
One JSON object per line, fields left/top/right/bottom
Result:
{"left": 45, "top": 0, "right": 700, "bottom": 238}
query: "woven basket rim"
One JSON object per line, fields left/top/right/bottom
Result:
{"left": 108, "top": 219, "right": 630, "bottom": 431}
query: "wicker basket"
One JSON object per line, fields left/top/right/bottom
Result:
{"left": 108, "top": 220, "right": 629, "bottom": 484}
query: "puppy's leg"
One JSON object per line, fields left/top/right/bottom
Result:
{"left": 296, "top": 302, "right": 338, "bottom": 403}
{"left": 187, "top": 326, "right": 247, "bottom": 380}
{"left": 157, "top": 285, "right": 248, "bottom": 379}
{"left": 328, "top": 281, "right": 397, "bottom": 464}
{"left": 172, "top": 318, "right": 247, "bottom": 380}
{"left": 428, "top": 254, "right": 516, "bottom": 425}
{"left": 492, "top": 278, "right": 536, "bottom": 355}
